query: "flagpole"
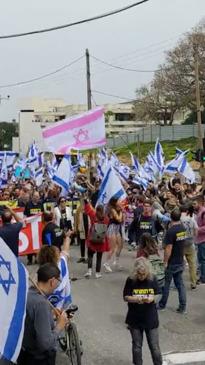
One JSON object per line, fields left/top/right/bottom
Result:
{"left": 29, "top": 276, "right": 60, "bottom": 317}
{"left": 86, "top": 48, "right": 94, "bottom": 182}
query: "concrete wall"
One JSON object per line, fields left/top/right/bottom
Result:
{"left": 107, "top": 124, "right": 201, "bottom": 148}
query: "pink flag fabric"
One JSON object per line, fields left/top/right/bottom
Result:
{"left": 42, "top": 107, "right": 106, "bottom": 153}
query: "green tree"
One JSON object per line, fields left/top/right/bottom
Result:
{"left": 134, "top": 19, "right": 205, "bottom": 124}
{"left": 0, "top": 122, "right": 18, "bottom": 150}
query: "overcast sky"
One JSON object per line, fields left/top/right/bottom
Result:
{"left": 0, "top": 0, "right": 204, "bottom": 121}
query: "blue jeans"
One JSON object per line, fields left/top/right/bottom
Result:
{"left": 159, "top": 264, "right": 186, "bottom": 310}
{"left": 197, "top": 242, "right": 205, "bottom": 283}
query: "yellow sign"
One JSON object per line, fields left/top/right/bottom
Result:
{"left": 0, "top": 200, "right": 18, "bottom": 208}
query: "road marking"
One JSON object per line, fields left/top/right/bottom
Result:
{"left": 163, "top": 351, "right": 205, "bottom": 364}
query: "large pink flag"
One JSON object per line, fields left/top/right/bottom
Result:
{"left": 42, "top": 107, "right": 106, "bottom": 153}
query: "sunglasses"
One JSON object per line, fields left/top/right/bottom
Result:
{"left": 60, "top": 200, "right": 66, "bottom": 203}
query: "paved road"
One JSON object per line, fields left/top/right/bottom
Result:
{"left": 27, "top": 245, "right": 205, "bottom": 365}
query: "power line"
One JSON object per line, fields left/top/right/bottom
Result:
{"left": 0, "top": 55, "right": 84, "bottom": 88}
{"left": 91, "top": 55, "right": 158, "bottom": 73}
{"left": 92, "top": 89, "right": 134, "bottom": 101}
{"left": 0, "top": 0, "right": 149, "bottom": 40}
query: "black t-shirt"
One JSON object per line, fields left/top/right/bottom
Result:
{"left": 0, "top": 222, "right": 23, "bottom": 257}
{"left": 42, "top": 222, "right": 63, "bottom": 249}
{"left": 90, "top": 190, "right": 99, "bottom": 208}
{"left": 164, "top": 223, "right": 186, "bottom": 265}
{"left": 24, "top": 201, "right": 43, "bottom": 217}
{"left": 123, "top": 277, "right": 159, "bottom": 330}
{"left": 43, "top": 198, "right": 57, "bottom": 212}
{"left": 136, "top": 215, "right": 156, "bottom": 241}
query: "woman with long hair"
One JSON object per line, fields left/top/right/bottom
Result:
{"left": 123, "top": 257, "right": 162, "bottom": 365}
{"left": 38, "top": 232, "right": 72, "bottom": 310}
{"left": 54, "top": 196, "right": 73, "bottom": 231}
{"left": 103, "top": 197, "right": 124, "bottom": 273}
{"left": 84, "top": 200, "right": 110, "bottom": 279}
{"left": 137, "top": 233, "right": 159, "bottom": 258}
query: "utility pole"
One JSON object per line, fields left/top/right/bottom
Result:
{"left": 85, "top": 49, "right": 94, "bottom": 181}
{"left": 86, "top": 49, "right": 92, "bottom": 110}
{"left": 193, "top": 42, "right": 203, "bottom": 150}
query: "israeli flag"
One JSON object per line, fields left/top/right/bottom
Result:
{"left": 130, "top": 152, "right": 150, "bottom": 179}
{"left": 97, "top": 148, "right": 108, "bottom": 179}
{"left": 97, "top": 165, "right": 126, "bottom": 206}
{"left": 117, "top": 163, "right": 131, "bottom": 182}
{"left": 164, "top": 150, "right": 186, "bottom": 174}
{"left": 0, "top": 238, "right": 28, "bottom": 363}
{"left": 0, "top": 154, "right": 8, "bottom": 188}
{"left": 28, "top": 141, "right": 38, "bottom": 160}
{"left": 154, "top": 138, "right": 164, "bottom": 170}
{"left": 176, "top": 148, "right": 189, "bottom": 156}
{"left": 46, "top": 155, "right": 58, "bottom": 179}
{"left": 110, "top": 152, "right": 121, "bottom": 169}
{"left": 146, "top": 152, "right": 162, "bottom": 179}
{"left": 48, "top": 256, "right": 72, "bottom": 310}
{"left": 53, "top": 155, "right": 72, "bottom": 195}
{"left": 130, "top": 152, "right": 140, "bottom": 172}
{"left": 35, "top": 167, "right": 44, "bottom": 187}
{"left": 178, "top": 158, "right": 196, "bottom": 183}
{"left": 132, "top": 175, "right": 149, "bottom": 190}
{"left": 0, "top": 152, "right": 17, "bottom": 170}
{"left": 28, "top": 142, "right": 40, "bottom": 171}
{"left": 38, "top": 152, "right": 44, "bottom": 168}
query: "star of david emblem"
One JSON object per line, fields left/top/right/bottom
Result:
{"left": 73, "top": 129, "right": 89, "bottom": 144}
{"left": 114, "top": 161, "right": 120, "bottom": 168}
{"left": 0, "top": 254, "right": 16, "bottom": 295}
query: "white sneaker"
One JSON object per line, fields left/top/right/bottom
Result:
{"left": 103, "top": 263, "right": 113, "bottom": 273}
{"left": 84, "top": 269, "right": 92, "bottom": 278}
{"left": 95, "top": 273, "right": 102, "bottom": 279}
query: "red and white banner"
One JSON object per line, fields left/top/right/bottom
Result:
{"left": 42, "top": 107, "right": 106, "bottom": 153}
{"left": 19, "top": 214, "right": 43, "bottom": 256}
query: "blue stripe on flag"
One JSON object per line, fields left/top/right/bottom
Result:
{"left": 53, "top": 175, "right": 69, "bottom": 191}
{"left": 179, "top": 158, "right": 186, "bottom": 173}
{"left": 0, "top": 152, "right": 16, "bottom": 157}
{"left": 113, "top": 189, "right": 124, "bottom": 200}
{"left": 61, "top": 258, "right": 66, "bottom": 278}
{"left": 166, "top": 166, "right": 177, "bottom": 172}
{"left": 3, "top": 261, "right": 27, "bottom": 360}
{"left": 97, "top": 167, "right": 112, "bottom": 202}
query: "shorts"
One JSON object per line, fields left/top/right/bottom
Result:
{"left": 107, "top": 224, "right": 121, "bottom": 237}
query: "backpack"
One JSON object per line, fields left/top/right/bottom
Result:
{"left": 149, "top": 254, "right": 165, "bottom": 289}
{"left": 181, "top": 218, "right": 194, "bottom": 246}
{"left": 90, "top": 222, "right": 107, "bottom": 244}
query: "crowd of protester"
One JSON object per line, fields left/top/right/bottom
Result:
{"left": 1, "top": 170, "right": 205, "bottom": 365}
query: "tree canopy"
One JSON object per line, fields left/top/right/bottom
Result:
{"left": 134, "top": 19, "right": 205, "bottom": 125}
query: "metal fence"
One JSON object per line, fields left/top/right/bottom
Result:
{"left": 106, "top": 124, "right": 202, "bottom": 148}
